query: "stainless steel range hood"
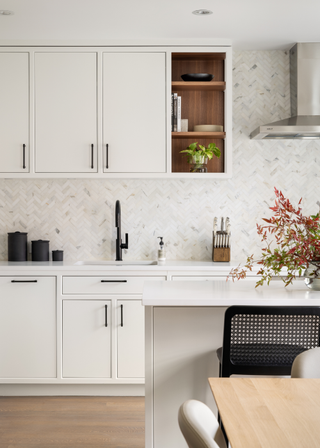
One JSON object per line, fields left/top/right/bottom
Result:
{"left": 250, "top": 43, "right": 320, "bottom": 139}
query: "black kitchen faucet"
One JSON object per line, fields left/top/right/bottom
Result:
{"left": 115, "top": 200, "right": 128, "bottom": 261}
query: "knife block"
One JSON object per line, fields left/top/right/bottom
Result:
{"left": 212, "top": 233, "right": 230, "bottom": 262}
{"left": 212, "top": 247, "right": 230, "bottom": 262}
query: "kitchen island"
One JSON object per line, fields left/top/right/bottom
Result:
{"left": 143, "top": 279, "right": 320, "bottom": 448}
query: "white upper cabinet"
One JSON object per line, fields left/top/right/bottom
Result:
{"left": 0, "top": 52, "right": 29, "bottom": 173}
{"left": 102, "top": 52, "right": 166, "bottom": 173}
{"left": 0, "top": 44, "right": 231, "bottom": 178}
{"left": 34, "top": 52, "right": 97, "bottom": 173}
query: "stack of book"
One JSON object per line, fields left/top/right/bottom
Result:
{"left": 171, "top": 93, "right": 181, "bottom": 132}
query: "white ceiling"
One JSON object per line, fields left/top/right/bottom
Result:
{"left": 0, "top": 0, "right": 319, "bottom": 50}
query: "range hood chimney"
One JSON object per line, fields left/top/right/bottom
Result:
{"left": 250, "top": 43, "right": 320, "bottom": 139}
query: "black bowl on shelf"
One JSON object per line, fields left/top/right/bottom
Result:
{"left": 181, "top": 73, "right": 214, "bottom": 82}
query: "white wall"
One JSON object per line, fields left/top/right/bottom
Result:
{"left": 1, "top": 50, "right": 319, "bottom": 262}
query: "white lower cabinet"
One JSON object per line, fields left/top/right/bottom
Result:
{"left": 117, "top": 299, "right": 145, "bottom": 378}
{"left": 0, "top": 276, "right": 56, "bottom": 378}
{"left": 171, "top": 275, "right": 259, "bottom": 281}
{"left": 63, "top": 300, "right": 112, "bottom": 378}
{"left": 62, "top": 298, "right": 144, "bottom": 380}
{"left": 62, "top": 275, "right": 166, "bottom": 382}
{"left": 172, "top": 275, "right": 228, "bottom": 281}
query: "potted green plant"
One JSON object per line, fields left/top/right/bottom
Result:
{"left": 228, "top": 187, "right": 320, "bottom": 289}
{"left": 180, "top": 142, "right": 221, "bottom": 172}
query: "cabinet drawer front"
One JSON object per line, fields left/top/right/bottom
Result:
{"left": 63, "top": 300, "right": 111, "bottom": 378}
{"left": 63, "top": 276, "right": 166, "bottom": 294}
{"left": 0, "top": 276, "right": 56, "bottom": 379}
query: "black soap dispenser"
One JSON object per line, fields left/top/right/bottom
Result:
{"left": 157, "top": 237, "right": 166, "bottom": 264}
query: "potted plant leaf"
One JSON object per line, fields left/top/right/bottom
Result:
{"left": 228, "top": 187, "right": 320, "bottom": 289}
{"left": 180, "top": 142, "right": 221, "bottom": 172}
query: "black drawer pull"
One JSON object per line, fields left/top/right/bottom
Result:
{"left": 105, "top": 305, "right": 108, "bottom": 327}
{"left": 120, "top": 304, "right": 123, "bottom": 327}
{"left": 101, "top": 280, "right": 127, "bottom": 283}
{"left": 91, "top": 144, "right": 94, "bottom": 169}
{"left": 23, "top": 144, "right": 26, "bottom": 169}
{"left": 11, "top": 280, "right": 38, "bottom": 283}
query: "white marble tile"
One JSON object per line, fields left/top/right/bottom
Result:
{"left": 1, "top": 50, "right": 319, "bottom": 262}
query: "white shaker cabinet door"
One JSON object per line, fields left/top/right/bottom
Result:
{"left": 102, "top": 52, "right": 166, "bottom": 173}
{"left": 0, "top": 277, "right": 56, "bottom": 378}
{"left": 63, "top": 300, "right": 112, "bottom": 378}
{"left": 34, "top": 52, "right": 97, "bottom": 173}
{"left": 0, "top": 53, "right": 29, "bottom": 173}
{"left": 117, "top": 299, "right": 145, "bottom": 378}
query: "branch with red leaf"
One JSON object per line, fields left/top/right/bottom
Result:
{"left": 227, "top": 187, "right": 320, "bottom": 287}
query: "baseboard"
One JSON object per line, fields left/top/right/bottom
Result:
{"left": 0, "top": 383, "right": 145, "bottom": 396}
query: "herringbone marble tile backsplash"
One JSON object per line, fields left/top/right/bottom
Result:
{"left": 1, "top": 50, "right": 320, "bottom": 262}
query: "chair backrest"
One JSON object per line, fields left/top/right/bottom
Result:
{"left": 178, "top": 400, "right": 227, "bottom": 448}
{"left": 221, "top": 305, "right": 320, "bottom": 377}
{"left": 291, "top": 347, "right": 320, "bottom": 378}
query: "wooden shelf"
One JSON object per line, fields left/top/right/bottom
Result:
{"left": 172, "top": 52, "right": 226, "bottom": 61}
{"left": 171, "top": 51, "right": 228, "bottom": 175}
{"left": 172, "top": 132, "right": 226, "bottom": 139}
{"left": 172, "top": 81, "right": 225, "bottom": 91}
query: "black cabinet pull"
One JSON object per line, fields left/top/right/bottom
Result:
{"left": 101, "top": 280, "right": 127, "bottom": 283}
{"left": 105, "top": 305, "right": 108, "bottom": 327}
{"left": 120, "top": 304, "right": 123, "bottom": 327}
{"left": 106, "top": 144, "right": 109, "bottom": 169}
{"left": 91, "top": 144, "right": 94, "bottom": 169}
{"left": 23, "top": 144, "right": 26, "bottom": 169}
{"left": 11, "top": 280, "right": 37, "bottom": 283}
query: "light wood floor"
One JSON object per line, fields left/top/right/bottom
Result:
{"left": 0, "top": 396, "right": 145, "bottom": 448}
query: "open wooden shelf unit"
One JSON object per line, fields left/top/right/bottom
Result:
{"left": 171, "top": 52, "right": 226, "bottom": 174}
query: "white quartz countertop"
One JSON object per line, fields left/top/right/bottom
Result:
{"left": 0, "top": 260, "right": 251, "bottom": 273}
{"left": 142, "top": 279, "right": 320, "bottom": 306}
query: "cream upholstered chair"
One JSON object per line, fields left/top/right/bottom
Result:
{"left": 291, "top": 347, "right": 320, "bottom": 378}
{"left": 178, "top": 400, "right": 227, "bottom": 448}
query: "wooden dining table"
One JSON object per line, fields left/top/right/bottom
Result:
{"left": 208, "top": 377, "right": 320, "bottom": 448}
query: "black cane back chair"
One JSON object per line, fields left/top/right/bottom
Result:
{"left": 217, "top": 306, "right": 320, "bottom": 377}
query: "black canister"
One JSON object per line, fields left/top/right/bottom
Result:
{"left": 8, "top": 231, "right": 28, "bottom": 261}
{"left": 32, "top": 240, "right": 49, "bottom": 261}
{"left": 52, "top": 250, "right": 63, "bottom": 261}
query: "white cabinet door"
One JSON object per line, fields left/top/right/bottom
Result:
{"left": 117, "top": 299, "right": 145, "bottom": 378}
{"left": 0, "top": 277, "right": 56, "bottom": 378}
{"left": 34, "top": 52, "right": 97, "bottom": 173}
{"left": 102, "top": 52, "right": 166, "bottom": 173}
{"left": 0, "top": 53, "right": 29, "bottom": 173}
{"left": 63, "top": 300, "right": 112, "bottom": 378}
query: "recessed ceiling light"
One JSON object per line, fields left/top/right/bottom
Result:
{"left": 0, "top": 10, "right": 14, "bottom": 15}
{"left": 192, "top": 9, "right": 213, "bottom": 15}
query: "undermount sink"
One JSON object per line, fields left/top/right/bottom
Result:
{"left": 74, "top": 260, "right": 158, "bottom": 266}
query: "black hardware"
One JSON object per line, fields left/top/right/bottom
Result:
{"left": 11, "top": 280, "right": 37, "bottom": 283}
{"left": 120, "top": 304, "right": 123, "bottom": 327}
{"left": 106, "top": 144, "right": 109, "bottom": 169}
{"left": 115, "top": 200, "right": 129, "bottom": 261}
{"left": 91, "top": 144, "right": 94, "bottom": 169}
{"left": 101, "top": 280, "right": 127, "bottom": 283}
{"left": 23, "top": 144, "right": 26, "bottom": 169}
{"left": 105, "top": 305, "right": 108, "bottom": 327}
